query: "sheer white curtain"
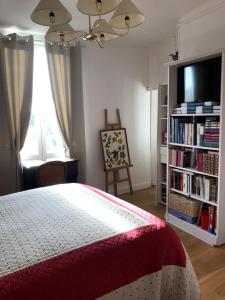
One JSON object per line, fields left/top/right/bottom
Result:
{"left": 0, "top": 33, "right": 34, "bottom": 191}
{"left": 46, "top": 43, "right": 72, "bottom": 157}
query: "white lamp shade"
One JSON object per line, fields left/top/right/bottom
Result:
{"left": 77, "top": 0, "right": 120, "bottom": 16}
{"left": 92, "top": 19, "right": 119, "bottom": 41}
{"left": 110, "top": 0, "right": 145, "bottom": 29}
{"left": 45, "top": 24, "right": 80, "bottom": 42}
{"left": 31, "top": 0, "right": 72, "bottom": 26}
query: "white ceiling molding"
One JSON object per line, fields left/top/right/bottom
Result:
{"left": 178, "top": 0, "right": 225, "bottom": 25}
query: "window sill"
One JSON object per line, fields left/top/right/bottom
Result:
{"left": 22, "top": 157, "right": 74, "bottom": 169}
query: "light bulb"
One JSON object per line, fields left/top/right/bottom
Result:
{"left": 100, "top": 33, "right": 105, "bottom": 43}
{"left": 49, "top": 11, "right": 56, "bottom": 25}
{"left": 60, "top": 32, "right": 65, "bottom": 43}
{"left": 96, "top": 0, "right": 102, "bottom": 13}
{"left": 125, "top": 16, "right": 130, "bottom": 28}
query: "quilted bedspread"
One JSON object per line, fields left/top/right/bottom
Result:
{"left": 0, "top": 183, "right": 200, "bottom": 300}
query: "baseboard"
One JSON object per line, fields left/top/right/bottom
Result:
{"left": 109, "top": 182, "right": 151, "bottom": 196}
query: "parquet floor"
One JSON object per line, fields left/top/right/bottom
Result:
{"left": 120, "top": 188, "right": 225, "bottom": 300}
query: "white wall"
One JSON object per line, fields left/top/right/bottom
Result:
{"left": 148, "top": 38, "right": 174, "bottom": 89}
{"left": 81, "top": 43, "right": 151, "bottom": 194}
{"left": 178, "top": 0, "right": 225, "bottom": 59}
{"left": 150, "top": 89, "right": 158, "bottom": 186}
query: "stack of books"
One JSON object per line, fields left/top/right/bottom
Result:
{"left": 173, "top": 101, "right": 220, "bottom": 115}
{"left": 170, "top": 148, "right": 195, "bottom": 168}
{"left": 171, "top": 169, "right": 192, "bottom": 194}
{"left": 173, "top": 102, "right": 203, "bottom": 114}
{"left": 197, "top": 151, "right": 219, "bottom": 176}
{"left": 170, "top": 118, "right": 194, "bottom": 145}
{"left": 192, "top": 175, "right": 217, "bottom": 202}
{"left": 197, "top": 118, "right": 220, "bottom": 148}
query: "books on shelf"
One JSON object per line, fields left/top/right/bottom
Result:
{"left": 173, "top": 101, "right": 220, "bottom": 115}
{"left": 197, "top": 151, "right": 219, "bottom": 176}
{"left": 196, "top": 106, "right": 213, "bottom": 114}
{"left": 169, "top": 192, "right": 200, "bottom": 224}
{"left": 171, "top": 118, "right": 194, "bottom": 145}
{"left": 196, "top": 118, "right": 220, "bottom": 148}
{"left": 170, "top": 164, "right": 218, "bottom": 203}
{"left": 198, "top": 203, "right": 217, "bottom": 234}
{"left": 169, "top": 191, "right": 217, "bottom": 233}
{"left": 170, "top": 148, "right": 195, "bottom": 168}
{"left": 171, "top": 169, "right": 192, "bottom": 194}
{"left": 192, "top": 175, "right": 217, "bottom": 203}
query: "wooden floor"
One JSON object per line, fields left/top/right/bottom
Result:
{"left": 120, "top": 188, "right": 225, "bottom": 300}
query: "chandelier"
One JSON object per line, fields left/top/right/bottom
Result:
{"left": 31, "top": 0, "right": 145, "bottom": 48}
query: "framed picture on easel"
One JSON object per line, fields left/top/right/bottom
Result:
{"left": 100, "top": 128, "right": 131, "bottom": 171}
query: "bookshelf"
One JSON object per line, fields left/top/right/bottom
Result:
{"left": 156, "top": 84, "right": 168, "bottom": 206}
{"left": 166, "top": 50, "right": 225, "bottom": 246}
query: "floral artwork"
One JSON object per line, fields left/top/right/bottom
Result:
{"left": 100, "top": 129, "right": 131, "bottom": 171}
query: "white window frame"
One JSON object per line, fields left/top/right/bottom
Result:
{"left": 21, "top": 42, "right": 66, "bottom": 162}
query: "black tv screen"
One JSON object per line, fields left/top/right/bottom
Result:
{"left": 177, "top": 57, "right": 222, "bottom": 103}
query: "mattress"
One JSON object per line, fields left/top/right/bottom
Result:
{"left": 0, "top": 183, "right": 200, "bottom": 299}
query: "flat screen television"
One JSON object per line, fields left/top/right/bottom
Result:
{"left": 177, "top": 56, "right": 222, "bottom": 103}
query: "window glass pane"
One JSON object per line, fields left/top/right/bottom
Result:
{"left": 43, "top": 115, "right": 65, "bottom": 156}
{"left": 20, "top": 112, "right": 40, "bottom": 159}
{"left": 21, "top": 43, "right": 65, "bottom": 160}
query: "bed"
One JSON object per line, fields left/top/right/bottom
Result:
{"left": 0, "top": 183, "right": 199, "bottom": 300}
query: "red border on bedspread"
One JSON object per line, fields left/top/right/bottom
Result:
{"left": 0, "top": 186, "right": 186, "bottom": 300}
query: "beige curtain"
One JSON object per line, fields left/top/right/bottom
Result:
{"left": 0, "top": 33, "right": 34, "bottom": 191}
{"left": 46, "top": 43, "right": 72, "bottom": 157}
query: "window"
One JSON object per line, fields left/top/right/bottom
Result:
{"left": 21, "top": 43, "right": 65, "bottom": 161}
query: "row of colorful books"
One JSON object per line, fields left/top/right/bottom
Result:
{"left": 171, "top": 169, "right": 192, "bottom": 194}
{"left": 170, "top": 169, "right": 218, "bottom": 203}
{"left": 192, "top": 175, "right": 217, "bottom": 203}
{"left": 170, "top": 118, "right": 194, "bottom": 145}
{"left": 170, "top": 148, "right": 195, "bottom": 168}
{"left": 197, "top": 151, "right": 219, "bottom": 176}
{"left": 196, "top": 118, "right": 220, "bottom": 148}
{"left": 173, "top": 101, "right": 220, "bottom": 115}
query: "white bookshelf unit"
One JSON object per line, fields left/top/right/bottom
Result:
{"left": 166, "top": 50, "right": 225, "bottom": 246}
{"left": 156, "top": 84, "right": 168, "bottom": 206}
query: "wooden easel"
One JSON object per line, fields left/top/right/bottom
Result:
{"left": 104, "top": 109, "right": 133, "bottom": 196}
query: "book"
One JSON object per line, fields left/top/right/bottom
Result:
{"left": 204, "top": 101, "right": 219, "bottom": 106}
{"left": 196, "top": 106, "right": 213, "bottom": 114}
{"left": 181, "top": 102, "right": 204, "bottom": 108}
{"left": 208, "top": 206, "right": 216, "bottom": 234}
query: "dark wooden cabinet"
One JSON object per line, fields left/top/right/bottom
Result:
{"left": 22, "top": 158, "right": 79, "bottom": 190}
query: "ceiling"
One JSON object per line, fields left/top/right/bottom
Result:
{"left": 0, "top": 0, "right": 211, "bottom": 46}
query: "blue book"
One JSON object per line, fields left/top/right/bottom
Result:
{"left": 181, "top": 102, "right": 204, "bottom": 107}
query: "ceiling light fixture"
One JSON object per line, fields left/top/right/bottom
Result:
{"left": 31, "top": 0, "right": 145, "bottom": 47}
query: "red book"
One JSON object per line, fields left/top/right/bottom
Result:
{"left": 208, "top": 206, "right": 216, "bottom": 234}
{"left": 197, "top": 152, "right": 203, "bottom": 172}
{"left": 201, "top": 211, "right": 209, "bottom": 230}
